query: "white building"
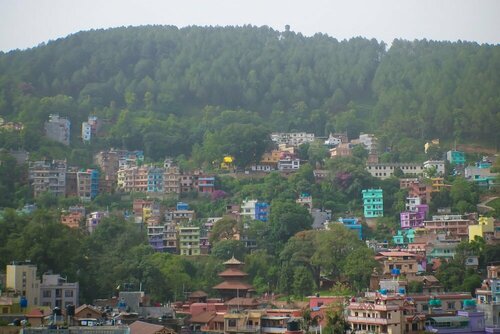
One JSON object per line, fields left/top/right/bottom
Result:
{"left": 270, "top": 132, "right": 315, "bottom": 147}
{"left": 278, "top": 157, "right": 300, "bottom": 171}
{"left": 366, "top": 163, "right": 424, "bottom": 180}
{"left": 241, "top": 199, "right": 258, "bottom": 220}
{"left": 423, "top": 160, "right": 445, "bottom": 176}
{"left": 40, "top": 274, "right": 79, "bottom": 309}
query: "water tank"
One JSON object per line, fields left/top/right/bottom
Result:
{"left": 429, "top": 299, "right": 442, "bottom": 308}
{"left": 19, "top": 296, "right": 28, "bottom": 308}
{"left": 463, "top": 299, "right": 476, "bottom": 309}
{"left": 66, "top": 304, "right": 75, "bottom": 316}
{"left": 379, "top": 289, "right": 388, "bottom": 295}
{"left": 391, "top": 269, "right": 401, "bottom": 276}
{"left": 398, "top": 288, "right": 406, "bottom": 295}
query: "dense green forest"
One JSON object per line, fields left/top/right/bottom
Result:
{"left": 0, "top": 25, "right": 499, "bottom": 164}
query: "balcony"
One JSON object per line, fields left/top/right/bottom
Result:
{"left": 347, "top": 316, "right": 390, "bottom": 325}
{"left": 225, "top": 325, "right": 260, "bottom": 333}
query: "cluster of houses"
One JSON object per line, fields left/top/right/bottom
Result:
{"left": 3, "top": 256, "right": 500, "bottom": 334}
{"left": 135, "top": 198, "right": 269, "bottom": 255}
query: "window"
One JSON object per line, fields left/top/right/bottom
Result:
{"left": 43, "top": 290, "right": 52, "bottom": 298}
{"left": 228, "top": 319, "right": 236, "bottom": 327}
{"left": 65, "top": 290, "right": 74, "bottom": 298}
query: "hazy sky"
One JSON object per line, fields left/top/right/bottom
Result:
{"left": 0, "top": 0, "right": 499, "bottom": 52}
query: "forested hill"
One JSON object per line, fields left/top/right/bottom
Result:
{"left": 0, "top": 25, "right": 499, "bottom": 159}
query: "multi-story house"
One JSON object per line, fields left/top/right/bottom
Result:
{"left": 29, "top": 160, "right": 67, "bottom": 198}
{"left": 164, "top": 159, "right": 181, "bottom": 194}
{"left": 399, "top": 178, "right": 419, "bottom": 189}
{"left": 255, "top": 202, "right": 269, "bottom": 222}
{"left": 147, "top": 167, "right": 164, "bottom": 193}
{"left": 366, "top": 163, "right": 424, "bottom": 180}
{"left": 400, "top": 197, "right": 428, "bottom": 229}
{"left": 6, "top": 262, "right": 40, "bottom": 307}
{"left": 469, "top": 216, "right": 495, "bottom": 243}
{"left": 39, "top": 273, "right": 79, "bottom": 309}
{"left": 76, "top": 169, "right": 99, "bottom": 201}
{"left": 94, "top": 150, "right": 119, "bottom": 194}
{"left": 167, "top": 202, "right": 196, "bottom": 225}
{"left": 337, "top": 217, "right": 363, "bottom": 239}
{"left": 423, "top": 160, "right": 445, "bottom": 176}
{"left": 179, "top": 226, "right": 200, "bottom": 256}
{"left": 362, "top": 189, "right": 384, "bottom": 218}
{"left": 476, "top": 265, "right": 500, "bottom": 326}
{"left": 426, "top": 235, "right": 461, "bottom": 266}
{"left": 60, "top": 211, "right": 83, "bottom": 229}
{"left": 270, "top": 132, "right": 315, "bottom": 147}
{"left": 81, "top": 115, "right": 100, "bottom": 142}
{"left": 277, "top": 152, "right": 300, "bottom": 171}
{"left": 86, "top": 211, "right": 108, "bottom": 233}
{"left": 424, "top": 214, "right": 475, "bottom": 240}
{"left": 147, "top": 224, "right": 165, "bottom": 252}
{"left": 446, "top": 150, "right": 465, "bottom": 165}
{"left": 163, "top": 222, "right": 178, "bottom": 254}
{"left": 375, "top": 251, "right": 419, "bottom": 278}
{"left": 241, "top": 199, "right": 258, "bottom": 220}
{"left": 430, "top": 177, "right": 447, "bottom": 192}
{"left": 347, "top": 292, "right": 404, "bottom": 334}
{"left": 324, "top": 133, "right": 348, "bottom": 147}
{"left": 465, "top": 163, "right": 498, "bottom": 189}
{"left": 44, "top": 114, "right": 70, "bottom": 145}
{"left": 392, "top": 229, "right": 415, "bottom": 246}
{"left": 407, "top": 180, "right": 432, "bottom": 204}
{"left": 354, "top": 133, "right": 378, "bottom": 153}
{"left": 329, "top": 142, "right": 352, "bottom": 158}
{"left": 65, "top": 167, "right": 79, "bottom": 197}
{"left": 198, "top": 176, "right": 215, "bottom": 194}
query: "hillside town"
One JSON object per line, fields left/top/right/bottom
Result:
{"left": 1, "top": 123, "right": 499, "bottom": 334}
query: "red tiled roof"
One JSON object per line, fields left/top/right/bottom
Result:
{"left": 218, "top": 268, "right": 248, "bottom": 277}
{"left": 213, "top": 281, "right": 254, "bottom": 290}
{"left": 190, "top": 311, "right": 216, "bottom": 323}
{"left": 129, "top": 320, "right": 166, "bottom": 334}
{"left": 26, "top": 308, "right": 45, "bottom": 318}
{"left": 189, "top": 290, "right": 208, "bottom": 298}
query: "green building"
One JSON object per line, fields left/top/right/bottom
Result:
{"left": 362, "top": 188, "right": 384, "bottom": 218}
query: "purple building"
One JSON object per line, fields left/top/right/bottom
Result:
{"left": 425, "top": 300, "right": 500, "bottom": 333}
{"left": 401, "top": 204, "right": 429, "bottom": 229}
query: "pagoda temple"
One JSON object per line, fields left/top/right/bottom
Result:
{"left": 213, "top": 256, "right": 254, "bottom": 300}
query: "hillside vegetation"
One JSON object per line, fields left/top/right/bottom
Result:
{"left": 0, "top": 25, "right": 499, "bottom": 162}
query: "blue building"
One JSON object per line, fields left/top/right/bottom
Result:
{"left": 362, "top": 189, "right": 384, "bottom": 218}
{"left": 255, "top": 202, "right": 269, "bottom": 222}
{"left": 76, "top": 169, "right": 99, "bottom": 201}
{"left": 338, "top": 217, "right": 363, "bottom": 239}
{"left": 446, "top": 150, "right": 466, "bottom": 165}
{"left": 176, "top": 202, "right": 190, "bottom": 211}
{"left": 147, "top": 167, "right": 164, "bottom": 193}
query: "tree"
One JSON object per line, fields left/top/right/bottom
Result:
{"left": 209, "top": 217, "right": 240, "bottom": 245}
{"left": 343, "top": 247, "right": 380, "bottom": 291}
{"left": 292, "top": 266, "right": 315, "bottom": 298}
{"left": 267, "top": 200, "right": 313, "bottom": 253}
{"left": 211, "top": 240, "right": 247, "bottom": 260}
{"left": 312, "top": 224, "right": 365, "bottom": 279}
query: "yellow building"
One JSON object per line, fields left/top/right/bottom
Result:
{"left": 6, "top": 263, "right": 40, "bottom": 307}
{"left": 430, "top": 177, "right": 446, "bottom": 192}
{"left": 469, "top": 216, "right": 494, "bottom": 242}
